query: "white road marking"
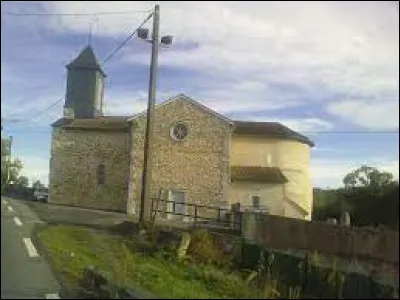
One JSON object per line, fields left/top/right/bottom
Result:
{"left": 7, "top": 205, "right": 14, "bottom": 212}
{"left": 45, "top": 293, "right": 60, "bottom": 299}
{"left": 2, "top": 199, "right": 8, "bottom": 205}
{"left": 13, "top": 216, "right": 23, "bottom": 227}
{"left": 22, "top": 238, "right": 39, "bottom": 258}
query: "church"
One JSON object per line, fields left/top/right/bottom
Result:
{"left": 49, "top": 46, "right": 315, "bottom": 220}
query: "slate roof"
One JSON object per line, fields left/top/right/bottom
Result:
{"left": 51, "top": 116, "right": 129, "bottom": 130}
{"left": 230, "top": 166, "right": 288, "bottom": 183}
{"left": 66, "top": 46, "right": 106, "bottom": 77}
{"left": 233, "top": 121, "right": 315, "bottom": 147}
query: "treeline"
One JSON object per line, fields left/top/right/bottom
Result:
{"left": 1, "top": 120, "right": 31, "bottom": 196}
{"left": 313, "top": 166, "right": 399, "bottom": 230}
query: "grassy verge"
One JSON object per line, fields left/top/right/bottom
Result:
{"left": 38, "top": 224, "right": 259, "bottom": 299}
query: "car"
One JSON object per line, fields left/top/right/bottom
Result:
{"left": 33, "top": 187, "right": 49, "bottom": 202}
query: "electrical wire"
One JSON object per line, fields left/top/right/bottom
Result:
{"left": 2, "top": 9, "right": 398, "bottom": 136}
{"left": 102, "top": 12, "right": 153, "bottom": 64}
{"left": 2, "top": 102, "right": 63, "bottom": 123}
{"left": 3, "top": 10, "right": 153, "bottom": 17}
{"left": 2, "top": 89, "right": 73, "bottom": 123}
{"left": 299, "top": 131, "right": 399, "bottom": 134}
{"left": 2, "top": 10, "right": 154, "bottom": 124}
{"left": 3, "top": 123, "right": 399, "bottom": 134}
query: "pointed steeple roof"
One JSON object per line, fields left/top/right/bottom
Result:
{"left": 66, "top": 46, "right": 106, "bottom": 77}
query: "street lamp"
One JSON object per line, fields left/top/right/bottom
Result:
{"left": 137, "top": 27, "right": 173, "bottom": 47}
{"left": 137, "top": 28, "right": 149, "bottom": 40}
{"left": 138, "top": 4, "right": 174, "bottom": 225}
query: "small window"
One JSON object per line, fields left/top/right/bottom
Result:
{"left": 252, "top": 196, "right": 260, "bottom": 209}
{"left": 170, "top": 123, "right": 188, "bottom": 141}
{"left": 97, "top": 164, "right": 105, "bottom": 185}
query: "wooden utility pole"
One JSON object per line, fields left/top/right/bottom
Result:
{"left": 139, "top": 4, "right": 160, "bottom": 225}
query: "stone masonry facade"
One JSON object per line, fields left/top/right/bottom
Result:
{"left": 49, "top": 127, "right": 130, "bottom": 211}
{"left": 128, "top": 96, "right": 233, "bottom": 218}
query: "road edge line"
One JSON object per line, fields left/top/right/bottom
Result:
{"left": 22, "top": 237, "right": 39, "bottom": 257}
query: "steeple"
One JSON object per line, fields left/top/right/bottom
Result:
{"left": 66, "top": 46, "right": 106, "bottom": 77}
{"left": 64, "top": 46, "right": 106, "bottom": 119}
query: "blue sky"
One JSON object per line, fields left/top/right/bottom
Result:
{"left": 1, "top": 1, "right": 399, "bottom": 188}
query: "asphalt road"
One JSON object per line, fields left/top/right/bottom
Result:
{"left": 1, "top": 197, "right": 61, "bottom": 299}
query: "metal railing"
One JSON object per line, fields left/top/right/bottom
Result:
{"left": 150, "top": 198, "right": 242, "bottom": 231}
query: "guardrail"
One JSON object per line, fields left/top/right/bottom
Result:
{"left": 150, "top": 198, "right": 243, "bottom": 231}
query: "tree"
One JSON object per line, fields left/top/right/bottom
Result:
{"left": 343, "top": 165, "right": 393, "bottom": 190}
{"left": 1, "top": 122, "right": 25, "bottom": 194}
{"left": 1, "top": 156, "right": 23, "bottom": 186}
{"left": 15, "top": 175, "right": 29, "bottom": 188}
{"left": 342, "top": 166, "right": 398, "bottom": 229}
{"left": 1, "top": 123, "right": 13, "bottom": 193}
{"left": 32, "top": 180, "right": 45, "bottom": 190}
{"left": 313, "top": 166, "right": 399, "bottom": 230}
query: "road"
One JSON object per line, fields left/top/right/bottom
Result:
{"left": 1, "top": 197, "right": 61, "bottom": 299}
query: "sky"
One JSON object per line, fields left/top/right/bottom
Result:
{"left": 1, "top": 1, "right": 399, "bottom": 188}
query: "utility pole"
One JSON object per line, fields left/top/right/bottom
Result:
{"left": 139, "top": 4, "right": 160, "bottom": 225}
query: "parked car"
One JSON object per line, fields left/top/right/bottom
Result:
{"left": 33, "top": 187, "right": 49, "bottom": 202}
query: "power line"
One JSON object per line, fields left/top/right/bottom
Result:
{"left": 3, "top": 12, "right": 154, "bottom": 125}
{"left": 2, "top": 89, "right": 71, "bottom": 123}
{"left": 300, "top": 131, "right": 399, "bottom": 134}
{"left": 3, "top": 124, "right": 399, "bottom": 134}
{"left": 102, "top": 12, "right": 153, "bottom": 64}
{"left": 3, "top": 10, "right": 153, "bottom": 17}
{"left": 30, "top": 97, "right": 64, "bottom": 120}
{"left": 3, "top": 102, "right": 62, "bottom": 123}
{"left": 2, "top": 12, "right": 154, "bottom": 123}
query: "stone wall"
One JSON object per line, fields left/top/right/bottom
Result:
{"left": 242, "top": 212, "right": 399, "bottom": 265}
{"left": 49, "top": 127, "right": 130, "bottom": 211}
{"left": 128, "top": 96, "right": 233, "bottom": 218}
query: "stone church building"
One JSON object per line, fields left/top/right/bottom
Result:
{"left": 49, "top": 46, "right": 315, "bottom": 220}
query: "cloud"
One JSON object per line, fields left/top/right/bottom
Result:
{"left": 35, "top": 1, "right": 398, "bottom": 130}
{"left": 326, "top": 99, "right": 399, "bottom": 130}
{"left": 2, "top": 91, "right": 65, "bottom": 128}
{"left": 103, "top": 89, "right": 182, "bottom": 116}
{"left": 311, "top": 158, "right": 399, "bottom": 188}
{"left": 234, "top": 115, "right": 333, "bottom": 132}
{"left": 2, "top": 1, "right": 398, "bottom": 130}
{"left": 2, "top": 2, "right": 399, "bottom": 191}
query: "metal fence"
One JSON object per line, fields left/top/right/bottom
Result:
{"left": 150, "top": 197, "right": 243, "bottom": 231}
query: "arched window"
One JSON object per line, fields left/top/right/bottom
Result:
{"left": 97, "top": 164, "right": 105, "bottom": 185}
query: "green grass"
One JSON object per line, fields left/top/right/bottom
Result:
{"left": 38, "top": 225, "right": 258, "bottom": 299}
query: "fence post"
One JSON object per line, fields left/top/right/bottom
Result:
{"left": 301, "top": 252, "right": 309, "bottom": 297}
{"left": 369, "top": 270, "right": 378, "bottom": 298}
{"left": 194, "top": 202, "right": 198, "bottom": 227}
{"left": 233, "top": 202, "right": 241, "bottom": 231}
{"left": 239, "top": 204, "right": 242, "bottom": 234}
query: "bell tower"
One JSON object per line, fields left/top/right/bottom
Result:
{"left": 63, "top": 46, "right": 106, "bottom": 118}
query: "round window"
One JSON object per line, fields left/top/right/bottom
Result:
{"left": 170, "top": 123, "right": 188, "bottom": 141}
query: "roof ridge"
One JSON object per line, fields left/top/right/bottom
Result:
{"left": 127, "top": 94, "right": 233, "bottom": 125}
{"left": 233, "top": 120, "right": 315, "bottom": 147}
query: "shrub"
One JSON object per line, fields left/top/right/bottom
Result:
{"left": 200, "top": 265, "right": 254, "bottom": 298}
{"left": 187, "top": 229, "right": 222, "bottom": 266}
